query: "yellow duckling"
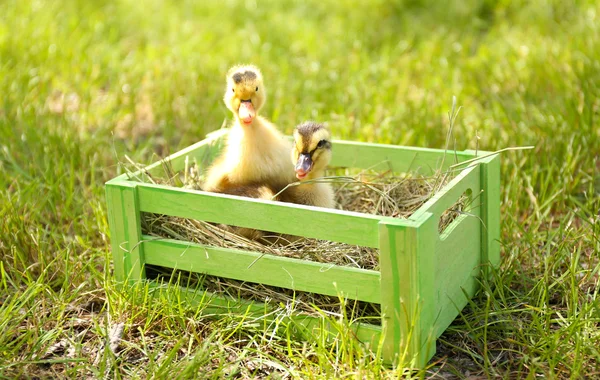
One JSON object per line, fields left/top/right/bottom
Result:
{"left": 203, "top": 65, "right": 295, "bottom": 193}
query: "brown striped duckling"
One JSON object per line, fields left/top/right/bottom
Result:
{"left": 279, "top": 121, "right": 335, "bottom": 209}
{"left": 217, "top": 122, "right": 335, "bottom": 242}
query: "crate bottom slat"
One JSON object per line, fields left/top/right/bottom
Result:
{"left": 142, "top": 235, "right": 382, "bottom": 304}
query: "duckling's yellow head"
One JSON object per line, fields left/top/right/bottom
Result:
{"left": 292, "top": 122, "right": 332, "bottom": 181}
{"left": 224, "top": 65, "right": 266, "bottom": 126}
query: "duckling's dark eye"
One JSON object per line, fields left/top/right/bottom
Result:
{"left": 232, "top": 88, "right": 235, "bottom": 93}
{"left": 256, "top": 86, "right": 259, "bottom": 92}
{"left": 317, "top": 140, "right": 327, "bottom": 148}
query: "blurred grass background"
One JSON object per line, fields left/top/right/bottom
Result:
{"left": 1, "top": 0, "right": 599, "bottom": 378}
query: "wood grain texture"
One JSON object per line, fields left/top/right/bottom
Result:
{"left": 464, "top": 150, "right": 502, "bottom": 271}
{"left": 326, "top": 139, "right": 475, "bottom": 173}
{"left": 105, "top": 181, "right": 145, "bottom": 283}
{"left": 142, "top": 236, "right": 381, "bottom": 303}
{"left": 434, "top": 214, "right": 481, "bottom": 337}
{"left": 378, "top": 214, "right": 437, "bottom": 368}
{"left": 136, "top": 183, "right": 400, "bottom": 247}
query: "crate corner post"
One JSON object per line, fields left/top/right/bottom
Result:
{"left": 378, "top": 213, "right": 437, "bottom": 369}
{"left": 464, "top": 150, "right": 501, "bottom": 272}
{"left": 105, "top": 180, "right": 146, "bottom": 286}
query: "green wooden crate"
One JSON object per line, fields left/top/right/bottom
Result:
{"left": 105, "top": 128, "right": 501, "bottom": 368}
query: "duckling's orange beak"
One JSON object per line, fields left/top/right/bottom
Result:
{"left": 295, "top": 153, "right": 313, "bottom": 180}
{"left": 238, "top": 100, "right": 255, "bottom": 125}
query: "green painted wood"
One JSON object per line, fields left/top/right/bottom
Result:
{"left": 328, "top": 140, "right": 475, "bottom": 174}
{"left": 433, "top": 214, "right": 482, "bottom": 337}
{"left": 464, "top": 151, "right": 501, "bottom": 271}
{"left": 378, "top": 214, "right": 437, "bottom": 368}
{"left": 105, "top": 181, "right": 145, "bottom": 283}
{"left": 146, "top": 281, "right": 382, "bottom": 347}
{"left": 284, "top": 135, "right": 476, "bottom": 173}
{"left": 105, "top": 185, "right": 126, "bottom": 282}
{"left": 142, "top": 236, "right": 381, "bottom": 303}
{"left": 411, "top": 164, "right": 480, "bottom": 223}
{"left": 414, "top": 213, "right": 438, "bottom": 367}
{"left": 409, "top": 162, "right": 483, "bottom": 338}
{"left": 136, "top": 183, "right": 396, "bottom": 247}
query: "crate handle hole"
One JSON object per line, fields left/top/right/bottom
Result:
{"left": 438, "top": 188, "right": 473, "bottom": 240}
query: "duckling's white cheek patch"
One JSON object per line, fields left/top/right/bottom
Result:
{"left": 238, "top": 102, "right": 255, "bottom": 124}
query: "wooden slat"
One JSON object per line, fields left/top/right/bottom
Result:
{"left": 105, "top": 185, "right": 127, "bottom": 281}
{"left": 147, "top": 281, "right": 382, "bottom": 346}
{"left": 105, "top": 181, "right": 145, "bottom": 283}
{"left": 328, "top": 140, "right": 475, "bottom": 173}
{"left": 464, "top": 150, "right": 501, "bottom": 270}
{"left": 136, "top": 183, "right": 393, "bottom": 247}
{"left": 143, "top": 237, "right": 381, "bottom": 303}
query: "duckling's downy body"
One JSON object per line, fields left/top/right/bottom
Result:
{"left": 203, "top": 65, "right": 295, "bottom": 193}
{"left": 279, "top": 122, "right": 335, "bottom": 209}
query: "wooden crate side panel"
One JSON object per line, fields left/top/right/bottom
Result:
{"left": 429, "top": 154, "right": 500, "bottom": 338}
{"left": 142, "top": 237, "right": 381, "bottom": 303}
{"left": 147, "top": 282, "right": 382, "bottom": 346}
{"left": 105, "top": 182, "right": 145, "bottom": 283}
{"left": 426, "top": 162, "right": 483, "bottom": 337}
{"left": 464, "top": 151, "right": 502, "bottom": 270}
{"left": 433, "top": 214, "right": 482, "bottom": 337}
{"left": 136, "top": 183, "right": 389, "bottom": 247}
{"left": 328, "top": 140, "right": 475, "bottom": 174}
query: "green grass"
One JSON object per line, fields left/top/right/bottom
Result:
{"left": 1, "top": 0, "right": 599, "bottom": 377}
